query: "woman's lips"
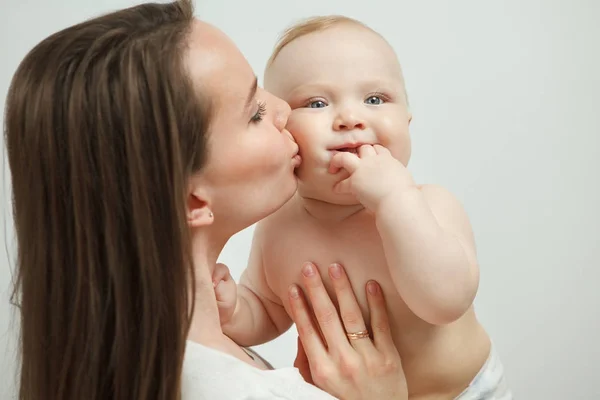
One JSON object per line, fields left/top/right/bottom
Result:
{"left": 292, "top": 153, "right": 302, "bottom": 166}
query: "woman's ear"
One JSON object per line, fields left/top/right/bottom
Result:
{"left": 187, "top": 187, "right": 214, "bottom": 228}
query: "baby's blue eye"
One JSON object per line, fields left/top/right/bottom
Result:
{"left": 308, "top": 100, "right": 327, "bottom": 108}
{"left": 365, "top": 96, "right": 384, "bottom": 105}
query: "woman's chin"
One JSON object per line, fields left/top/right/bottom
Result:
{"left": 277, "top": 179, "right": 298, "bottom": 208}
{"left": 263, "top": 180, "right": 297, "bottom": 217}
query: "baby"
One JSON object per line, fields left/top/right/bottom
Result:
{"left": 214, "top": 16, "right": 511, "bottom": 399}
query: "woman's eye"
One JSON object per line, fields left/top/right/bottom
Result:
{"left": 307, "top": 100, "right": 327, "bottom": 109}
{"left": 251, "top": 101, "right": 266, "bottom": 122}
{"left": 365, "top": 96, "right": 384, "bottom": 105}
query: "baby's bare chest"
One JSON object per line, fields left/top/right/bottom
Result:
{"left": 261, "top": 217, "right": 404, "bottom": 318}
{"left": 259, "top": 213, "right": 490, "bottom": 398}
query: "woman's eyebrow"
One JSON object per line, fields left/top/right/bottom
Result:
{"left": 244, "top": 76, "right": 258, "bottom": 111}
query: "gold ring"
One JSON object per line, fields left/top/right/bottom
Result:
{"left": 346, "top": 330, "right": 370, "bottom": 340}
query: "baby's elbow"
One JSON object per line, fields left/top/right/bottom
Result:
{"left": 421, "top": 279, "right": 479, "bottom": 325}
{"left": 428, "top": 297, "right": 474, "bottom": 325}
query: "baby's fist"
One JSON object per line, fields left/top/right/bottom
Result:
{"left": 330, "top": 144, "right": 415, "bottom": 211}
{"left": 212, "top": 263, "right": 237, "bottom": 325}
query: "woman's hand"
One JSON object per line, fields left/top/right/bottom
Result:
{"left": 288, "top": 262, "right": 408, "bottom": 400}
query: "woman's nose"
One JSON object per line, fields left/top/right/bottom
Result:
{"left": 272, "top": 96, "right": 291, "bottom": 132}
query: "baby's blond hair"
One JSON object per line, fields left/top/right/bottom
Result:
{"left": 266, "top": 15, "right": 373, "bottom": 68}
{"left": 265, "top": 15, "right": 409, "bottom": 106}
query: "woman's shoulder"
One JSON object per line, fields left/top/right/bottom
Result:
{"left": 181, "top": 340, "right": 336, "bottom": 400}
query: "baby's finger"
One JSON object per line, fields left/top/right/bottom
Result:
{"left": 373, "top": 144, "right": 391, "bottom": 156}
{"left": 214, "top": 278, "right": 235, "bottom": 302}
{"left": 358, "top": 144, "right": 377, "bottom": 158}
{"left": 212, "top": 263, "right": 231, "bottom": 287}
{"left": 329, "top": 151, "right": 360, "bottom": 174}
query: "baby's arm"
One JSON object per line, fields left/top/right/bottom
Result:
{"left": 376, "top": 184, "right": 479, "bottom": 325}
{"left": 220, "top": 222, "right": 293, "bottom": 347}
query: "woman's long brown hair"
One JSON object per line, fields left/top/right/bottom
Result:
{"left": 4, "top": 1, "right": 211, "bottom": 398}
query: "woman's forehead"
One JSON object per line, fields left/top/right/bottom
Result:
{"left": 185, "top": 20, "right": 255, "bottom": 110}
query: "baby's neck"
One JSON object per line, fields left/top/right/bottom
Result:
{"left": 298, "top": 194, "right": 366, "bottom": 223}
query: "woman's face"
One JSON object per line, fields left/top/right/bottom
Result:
{"left": 186, "top": 20, "right": 300, "bottom": 234}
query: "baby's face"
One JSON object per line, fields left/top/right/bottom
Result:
{"left": 265, "top": 24, "right": 412, "bottom": 204}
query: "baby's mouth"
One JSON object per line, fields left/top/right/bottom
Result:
{"left": 335, "top": 147, "right": 358, "bottom": 154}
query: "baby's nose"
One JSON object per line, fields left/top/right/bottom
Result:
{"left": 333, "top": 109, "right": 366, "bottom": 131}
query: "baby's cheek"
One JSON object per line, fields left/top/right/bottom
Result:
{"left": 376, "top": 117, "right": 411, "bottom": 160}
{"left": 286, "top": 113, "right": 314, "bottom": 140}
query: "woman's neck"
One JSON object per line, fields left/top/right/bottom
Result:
{"left": 185, "top": 231, "right": 266, "bottom": 369}
{"left": 187, "top": 231, "right": 226, "bottom": 344}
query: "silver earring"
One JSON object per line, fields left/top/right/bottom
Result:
{"left": 208, "top": 212, "right": 213, "bottom": 218}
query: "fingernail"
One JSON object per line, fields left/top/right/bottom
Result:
{"left": 329, "top": 263, "right": 342, "bottom": 279}
{"left": 302, "top": 263, "right": 315, "bottom": 277}
{"left": 367, "top": 281, "right": 379, "bottom": 295}
{"left": 289, "top": 284, "right": 300, "bottom": 299}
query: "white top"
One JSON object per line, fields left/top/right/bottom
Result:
{"left": 181, "top": 340, "right": 337, "bottom": 400}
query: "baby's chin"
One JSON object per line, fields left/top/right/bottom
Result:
{"left": 296, "top": 180, "right": 361, "bottom": 206}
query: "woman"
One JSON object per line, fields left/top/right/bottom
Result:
{"left": 4, "top": 1, "right": 407, "bottom": 399}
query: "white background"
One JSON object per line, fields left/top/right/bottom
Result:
{"left": 1, "top": 0, "right": 599, "bottom": 398}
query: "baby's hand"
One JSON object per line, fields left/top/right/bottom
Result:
{"left": 212, "top": 263, "right": 237, "bottom": 326}
{"left": 329, "top": 144, "right": 416, "bottom": 211}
